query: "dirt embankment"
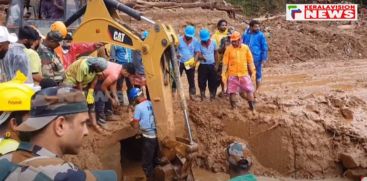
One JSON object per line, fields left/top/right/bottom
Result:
{"left": 125, "top": 7, "right": 367, "bottom": 65}
{"left": 189, "top": 91, "right": 367, "bottom": 180}
{"left": 262, "top": 17, "right": 367, "bottom": 64}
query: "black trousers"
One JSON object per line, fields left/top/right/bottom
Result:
{"left": 198, "top": 64, "right": 217, "bottom": 94}
{"left": 95, "top": 80, "right": 112, "bottom": 121}
{"left": 142, "top": 137, "right": 159, "bottom": 179}
{"left": 179, "top": 63, "right": 196, "bottom": 95}
{"left": 216, "top": 63, "right": 223, "bottom": 88}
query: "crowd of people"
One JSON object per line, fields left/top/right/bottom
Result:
{"left": 0, "top": 18, "right": 268, "bottom": 180}
{"left": 177, "top": 19, "right": 268, "bottom": 111}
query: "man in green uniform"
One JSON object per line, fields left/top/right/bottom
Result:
{"left": 0, "top": 87, "right": 117, "bottom": 180}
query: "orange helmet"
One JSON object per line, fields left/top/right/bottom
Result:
{"left": 50, "top": 21, "right": 67, "bottom": 38}
{"left": 230, "top": 31, "right": 241, "bottom": 41}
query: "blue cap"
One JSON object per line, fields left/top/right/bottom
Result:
{"left": 128, "top": 87, "right": 142, "bottom": 100}
{"left": 199, "top": 28, "right": 210, "bottom": 41}
{"left": 184, "top": 25, "right": 196, "bottom": 38}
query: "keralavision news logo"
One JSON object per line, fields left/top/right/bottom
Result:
{"left": 286, "top": 4, "right": 358, "bottom": 21}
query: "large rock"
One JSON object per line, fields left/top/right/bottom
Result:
{"left": 339, "top": 153, "right": 359, "bottom": 169}
{"left": 340, "top": 108, "right": 354, "bottom": 120}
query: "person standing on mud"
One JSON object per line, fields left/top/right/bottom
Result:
{"left": 129, "top": 88, "right": 159, "bottom": 181}
{"left": 177, "top": 25, "right": 200, "bottom": 100}
{"left": 242, "top": 20, "right": 269, "bottom": 98}
{"left": 222, "top": 31, "right": 256, "bottom": 111}
{"left": 217, "top": 27, "right": 234, "bottom": 97}
{"left": 212, "top": 19, "right": 229, "bottom": 97}
{"left": 227, "top": 142, "right": 257, "bottom": 181}
{"left": 197, "top": 28, "right": 219, "bottom": 101}
{"left": 0, "top": 87, "right": 117, "bottom": 180}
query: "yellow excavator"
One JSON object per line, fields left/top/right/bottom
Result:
{"left": 5, "top": 0, "right": 198, "bottom": 180}
{"left": 70, "top": 0, "right": 199, "bottom": 180}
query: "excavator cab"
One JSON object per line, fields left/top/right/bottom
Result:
{"left": 5, "top": 0, "right": 83, "bottom": 34}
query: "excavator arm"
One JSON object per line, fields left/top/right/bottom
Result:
{"left": 67, "top": 0, "right": 197, "bottom": 180}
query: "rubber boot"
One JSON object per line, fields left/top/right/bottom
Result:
{"left": 248, "top": 101, "right": 256, "bottom": 111}
{"left": 200, "top": 91, "right": 205, "bottom": 101}
{"left": 230, "top": 100, "right": 237, "bottom": 109}
{"left": 230, "top": 94, "right": 237, "bottom": 109}
{"left": 210, "top": 91, "right": 216, "bottom": 101}
{"left": 190, "top": 94, "right": 197, "bottom": 101}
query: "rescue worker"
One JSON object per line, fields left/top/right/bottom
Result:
{"left": 0, "top": 87, "right": 117, "bottom": 180}
{"left": 95, "top": 62, "right": 135, "bottom": 126}
{"left": 129, "top": 88, "right": 159, "bottom": 181}
{"left": 197, "top": 28, "right": 219, "bottom": 101}
{"left": 212, "top": 19, "right": 228, "bottom": 48}
{"left": 63, "top": 56, "right": 108, "bottom": 132}
{"left": 242, "top": 20, "right": 269, "bottom": 97}
{"left": 227, "top": 142, "right": 257, "bottom": 181}
{"left": 1, "top": 26, "right": 37, "bottom": 84}
{"left": 56, "top": 32, "right": 106, "bottom": 69}
{"left": 38, "top": 31, "right": 65, "bottom": 84}
{"left": 0, "top": 26, "right": 18, "bottom": 82}
{"left": 222, "top": 31, "right": 256, "bottom": 111}
{"left": 212, "top": 19, "right": 229, "bottom": 97}
{"left": 24, "top": 27, "right": 43, "bottom": 84}
{"left": 177, "top": 25, "right": 200, "bottom": 100}
{"left": 50, "top": 21, "right": 67, "bottom": 39}
{"left": 110, "top": 44, "right": 133, "bottom": 105}
{"left": 64, "top": 56, "right": 107, "bottom": 91}
{"left": 0, "top": 73, "right": 37, "bottom": 155}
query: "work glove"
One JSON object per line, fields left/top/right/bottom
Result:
{"left": 86, "top": 89, "right": 95, "bottom": 104}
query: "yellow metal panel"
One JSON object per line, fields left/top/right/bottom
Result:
{"left": 73, "top": 0, "right": 179, "bottom": 140}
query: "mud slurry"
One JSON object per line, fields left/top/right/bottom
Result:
{"left": 187, "top": 58, "right": 367, "bottom": 180}
{"left": 188, "top": 86, "right": 367, "bottom": 179}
